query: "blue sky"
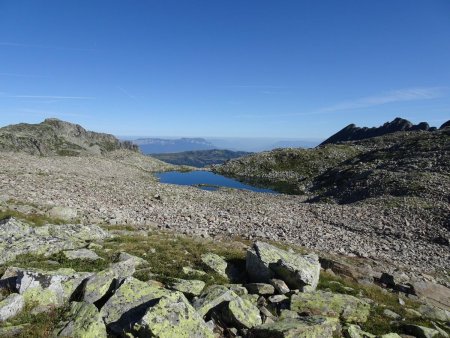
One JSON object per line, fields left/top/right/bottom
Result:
{"left": 0, "top": 0, "right": 449, "bottom": 138}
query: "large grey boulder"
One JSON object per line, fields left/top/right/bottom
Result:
{"left": 402, "top": 324, "right": 440, "bottom": 338}
{"left": 133, "top": 292, "right": 214, "bottom": 338}
{"left": 290, "top": 291, "right": 370, "bottom": 323}
{"left": 0, "top": 293, "right": 24, "bottom": 322}
{"left": 100, "top": 277, "right": 170, "bottom": 335}
{"left": 249, "top": 316, "right": 341, "bottom": 338}
{"left": 193, "top": 285, "right": 241, "bottom": 317}
{"left": 54, "top": 301, "right": 107, "bottom": 338}
{"left": 14, "top": 268, "right": 91, "bottom": 310}
{"left": 246, "top": 242, "right": 320, "bottom": 291}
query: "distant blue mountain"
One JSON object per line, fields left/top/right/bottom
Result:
{"left": 133, "top": 137, "right": 215, "bottom": 154}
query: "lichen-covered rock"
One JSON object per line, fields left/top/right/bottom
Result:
{"left": 270, "top": 279, "right": 290, "bottom": 294}
{"left": 82, "top": 270, "right": 119, "bottom": 305}
{"left": 193, "top": 285, "right": 240, "bottom": 317}
{"left": 182, "top": 266, "right": 206, "bottom": 277}
{"left": 418, "top": 304, "right": 450, "bottom": 322}
{"left": 63, "top": 248, "right": 102, "bottom": 261}
{"left": 133, "top": 291, "right": 214, "bottom": 338}
{"left": 0, "top": 293, "right": 24, "bottom": 322}
{"left": 223, "top": 296, "right": 262, "bottom": 329}
{"left": 100, "top": 277, "right": 170, "bottom": 335}
{"left": 167, "top": 278, "right": 205, "bottom": 297}
{"left": 55, "top": 301, "right": 107, "bottom": 338}
{"left": 344, "top": 324, "right": 375, "bottom": 338}
{"left": 118, "top": 252, "right": 147, "bottom": 267}
{"left": 290, "top": 291, "right": 370, "bottom": 323}
{"left": 201, "top": 253, "right": 228, "bottom": 279}
{"left": 15, "top": 268, "right": 91, "bottom": 309}
{"left": 246, "top": 242, "right": 320, "bottom": 291}
{"left": 226, "top": 284, "right": 248, "bottom": 297}
{"left": 402, "top": 324, "right": 440, "bottom": 338}
{"left": 269, "top": 255, "right": 321, "bottom": 292}
{"left": 0, "top": 324, "right": 30, "bottom": 337}
{"left": 0, "top": 218, "right": 110, "bottom": 265}
{"left": 245, "top": 283, "right": 275, "bottom": 295}
{"left": 249, "top": 316, "right": 341, "bottom": 338}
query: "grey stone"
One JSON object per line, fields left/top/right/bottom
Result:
{"left": 193, "top": 285, "right": 240, "bottom": 317}
{"left": 167, "top": 278, "right": 205, "bottom": 297}
{"left": 383, "top": 309, "right": 401, "bottom": 320}
{"left": 270, "top": 279, "right": 290, "bottom": 294}
{"left": 246, "top": 242, "right": 320, "bottom": 291}
{"left": 245, "top": 283, "right": 275, "bottom": 295}
{"left": 133, "top": 292, "right": 214, "bottom": 338}
{"left": 100, "top": 277, "right": 170, "bottom": 335}
{"left": 223, "top": 296, "right": 262, "bottom": 329}
{"left": 63, "top": 248, "right": 102, "bottom": 261}
{"left": 0, "top": 293, "right": 24, "bottom": 322}
{"left": 55, "top": 301, "right": 107, "bottom": 338}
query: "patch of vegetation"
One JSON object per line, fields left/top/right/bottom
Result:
{"left": 0, "top": 209, "right": 66, "bottom": 226}
{"left": 2, "top": 250, "right": 113, "bottom": 274}
{"left": 103, "top": 231, "right": 248, "bottom": 285}
{"left": 0, "top": 302, "right": 69, "bottom": 338}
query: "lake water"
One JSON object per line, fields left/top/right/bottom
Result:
{"left": 156, "top": 171, "right": 277, "bottom": 194}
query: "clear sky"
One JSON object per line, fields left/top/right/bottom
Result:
{"left": 0, "top": 0, "right": 449, "bottom": 138}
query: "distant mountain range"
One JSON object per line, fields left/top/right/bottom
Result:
{"left": 151, "top": 149, "right": 251, "bottom": 167}
{"left": 133, "top": 138, "right": 215, "bottom": 154}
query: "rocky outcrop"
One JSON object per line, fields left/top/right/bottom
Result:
{"left": 246, "top": 242, "right": 320, "bottom": 291}
{"left": 0, "top": 118, "right": 138, "bottom": 156}
{"left": 0, "top": 294, "right": 24, "bottom": 322}
{"left": 320, "top": 117, "right": 434, "bottom": 145}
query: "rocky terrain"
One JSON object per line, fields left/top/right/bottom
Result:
{"left": 0, "top": 118, "right": 449, "bottom": 337}
{"left": 0, "top": 118, "right": 138, "bottom": 156}
{"left": 0, "top": 218, "right": 448, "bottom": 337}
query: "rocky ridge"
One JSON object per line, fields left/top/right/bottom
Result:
{"left": 320, "top": 117, "right": 448, "bottom": 145}
{"left": 0, "top": 118, "right": 138, "bottom": 156}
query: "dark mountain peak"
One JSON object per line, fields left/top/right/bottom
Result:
{"left": 321, "top": 117, "right": 433, "bottom": 145}
{"left": 440, "top": 120, "right": 450, "bottom": 129}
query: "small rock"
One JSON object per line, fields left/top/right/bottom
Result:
{"left": 167, "top": 278, "right": 205, "bottom": 297}
{"left": 117, "top": 252, "right": 147, "bottom": 267}
{"left": 47, "top": 206, "right": 77, "bottom": 221}
{"left": 383, "top": 309, "right": 401, "bottom": 320}
{"left": 201, "top": 253, "right": 228, "bottom": 279}
{"left": 245, "top": 283, "right": 275, "bottom": 295}
{"left": 63, "top": 248, "right": 102, "bottom": 261}
{"left": 269, "top": 279, "right": 290, "bottom": 294}
{"left": 182, "top": 266, "right": 206, "bottom": 276}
